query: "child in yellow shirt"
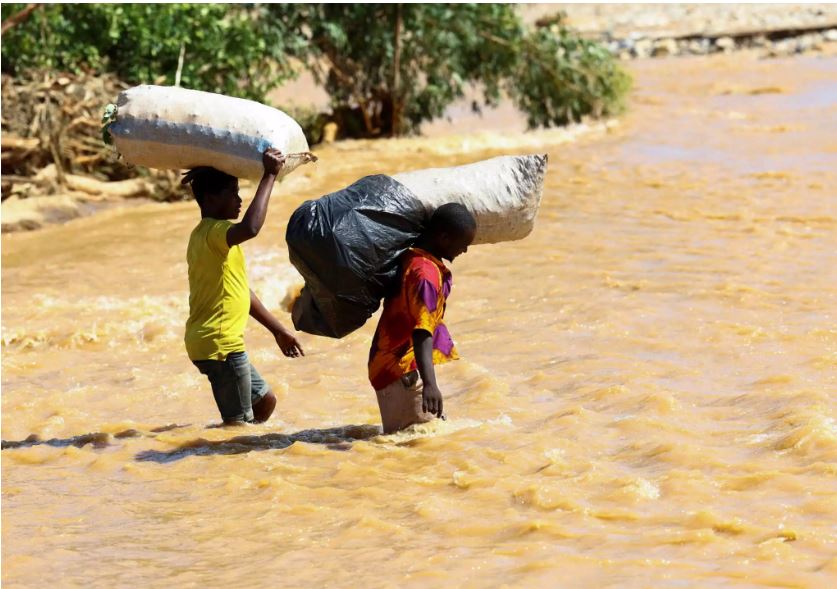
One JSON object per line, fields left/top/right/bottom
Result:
{"left": 183, "top": 148, "right": 303, "bottom": 424}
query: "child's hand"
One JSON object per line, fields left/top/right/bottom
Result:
{"left": 263, "top": 148, "right": 286, "bottom": 176}
{"left": 422, "top": 383, "right": 444, "bottom": 418}
{"left": 274, "top": 328, "right": 304, "bottom": 358}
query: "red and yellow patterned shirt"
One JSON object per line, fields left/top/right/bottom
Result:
{"left": 368, "top": 248, "right": 459, "bottom": 389}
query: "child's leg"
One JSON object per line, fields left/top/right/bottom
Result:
{"left": 375, "top": 371, "right": 435, "bottom": 433}
{"left": 248, "top": 363, "right": 276, "bottom": 423}
{"left": 193, "top": 351, "right": 254, "bottom": 423}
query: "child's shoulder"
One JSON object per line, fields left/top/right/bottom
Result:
{"left": 404, "top": 252, "right": 443, "bottom": 285}
{"left": 189, "top": 218, "right": 234, "bottom": 256}
{"left": 200, "top": 217, "right": 233, "bottom": 228}
{"left": 192, "top": 217, "right": 233, "bottom": 237}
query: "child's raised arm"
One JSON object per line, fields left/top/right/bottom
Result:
{"left": 227, "top": 148, "right": 285, "bottom": 247}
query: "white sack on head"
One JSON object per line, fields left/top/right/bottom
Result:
{"left": 107, "top": 85, "right": 311, "bottom": 180}
{"left": 391, "top": 154, "right": 548, "bottom": 244}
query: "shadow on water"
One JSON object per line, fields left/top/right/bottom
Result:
{"left": 0, "top": 423, "right": 189, "bottom": 450}
{"left": 1, "top": 423, "right": 382, "bottom": 462}
{"left": 134, "top": 424, "right": 382, "bottom": 463}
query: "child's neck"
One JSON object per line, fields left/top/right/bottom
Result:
{"left": 413, "top": 239, "right": 443, "bottom": 261}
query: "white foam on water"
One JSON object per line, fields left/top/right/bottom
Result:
{"left": 246, "top": 246, "right": 305, "bottom": 312}
{"left": 374, "top": 413, "right": 514, "bottom": 444}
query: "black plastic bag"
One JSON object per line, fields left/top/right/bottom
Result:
{"left": 286, "top": 174, "right": 427, "bottom": 338}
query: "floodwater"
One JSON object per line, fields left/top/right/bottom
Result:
{"left": 2, "top": 52, "right": 836, "bottom": 588}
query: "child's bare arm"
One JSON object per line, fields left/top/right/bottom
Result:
{"left": 227, "top": 149, "right": 285, "bottom": 246}
{"left": 413, "top": 329, "right": 443, "bottom": 417}
{"left": 249, "top": 289, "right": 304, "bottom": 358}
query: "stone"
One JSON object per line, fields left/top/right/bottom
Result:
{"left": 764, "top": 39, "right": 796, "bottom": 58}
{"left": 749, "top": 35, "right": 767, "bottom": 47}
{"left": 687, "top": 39, "right": 710, "bottom": 54}
{"left": 796, "top": 35, "right": 815, "bottom": 53}
{"left": 322, "top": 122, "right": 338, "bottom": 144}
{"left": 633, "top": 39, "right": 653, "bottom": 59}
{"left": 715, "top": 36, "right": 736, "bottom": 52}
{"left": 652, "top": 38, "right": 679, "bottom": 57}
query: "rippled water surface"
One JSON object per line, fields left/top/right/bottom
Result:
{"left": 3, "top": 53, "right": 836, "bottom": 588}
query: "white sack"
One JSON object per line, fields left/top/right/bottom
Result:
{"left": 108, "top": 85, "right": 310, "bottom": 180}
{"left": 391, "top": 154, "right": 548, "bottom": 244}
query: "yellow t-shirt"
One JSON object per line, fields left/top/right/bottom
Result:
{"left": 185, "top": 218, "right": 249, "bottom": 361}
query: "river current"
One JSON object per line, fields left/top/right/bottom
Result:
{"left": 2, "top": 52, "right": 835, "bottom": 588}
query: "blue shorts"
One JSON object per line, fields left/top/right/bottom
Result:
{"left": 193, "top": 351, "right": 270, "bottom": 423}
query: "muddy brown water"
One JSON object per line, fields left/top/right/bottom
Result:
{"left": 2, "top": 52, "right": 835, "bottom": 588}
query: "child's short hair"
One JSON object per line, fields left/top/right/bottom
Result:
{"left": 181, "top": 167, "right": 236, "bottom": 205}
{"left": 427, "top": 203, "right": 476, "bottom": 235}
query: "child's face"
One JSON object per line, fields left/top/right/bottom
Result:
{"left": 207, "top": 179, "right": 242, "bottom": 219}
{"left": 439, "top": 227, "right": 476, "bottom": 262}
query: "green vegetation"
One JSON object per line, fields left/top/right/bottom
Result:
{"left": 512, "top": 27, "right": 632, "bottom": 127}
{"left": 271, "top": 4, "right": 526, "bottom": 137}
{"left": 2, "top": 3, "right": 631, "bottom": 140}
{"left": 1, "top": 4, "right": 304, "bottom": 101}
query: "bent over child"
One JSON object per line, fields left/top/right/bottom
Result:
{"left": 183, "top": 148, "right": 303, "bottom": 425}
{"left": 368, "top": 203, "right": 477, "bottom": 433}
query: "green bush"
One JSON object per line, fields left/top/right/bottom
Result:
{"left": 2, "top": 4, "right": 631, "bottom": 139}
{"left": 0, "top": 3, "right": 302, "bottom": 100}
{"left": 266, "top": 4, "right": 631, "bottom": 137}
{"left": 512, "top": 27, "right": 632, "bottom": 127}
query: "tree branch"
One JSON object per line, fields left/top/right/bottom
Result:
{"left": 321, "top": 49, "right": 376, "bottom": 135}
{"left": 391, "top": 3, "right": 402, "bottom": 137}
{"left": 2, "top": 3, "right": 41, "bottom": 35}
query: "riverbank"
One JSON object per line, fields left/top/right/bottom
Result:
{"left": 0, "top": 17, "right": 837, "bottom": 233}
{"left": 1, "top": 119, "right": 616, "bottom": 232}
{"left": 527, "top": 3, "right": 837, "bottom": 58}
{"left": 2, "top": 4, "right": 836, "bottom": 233}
